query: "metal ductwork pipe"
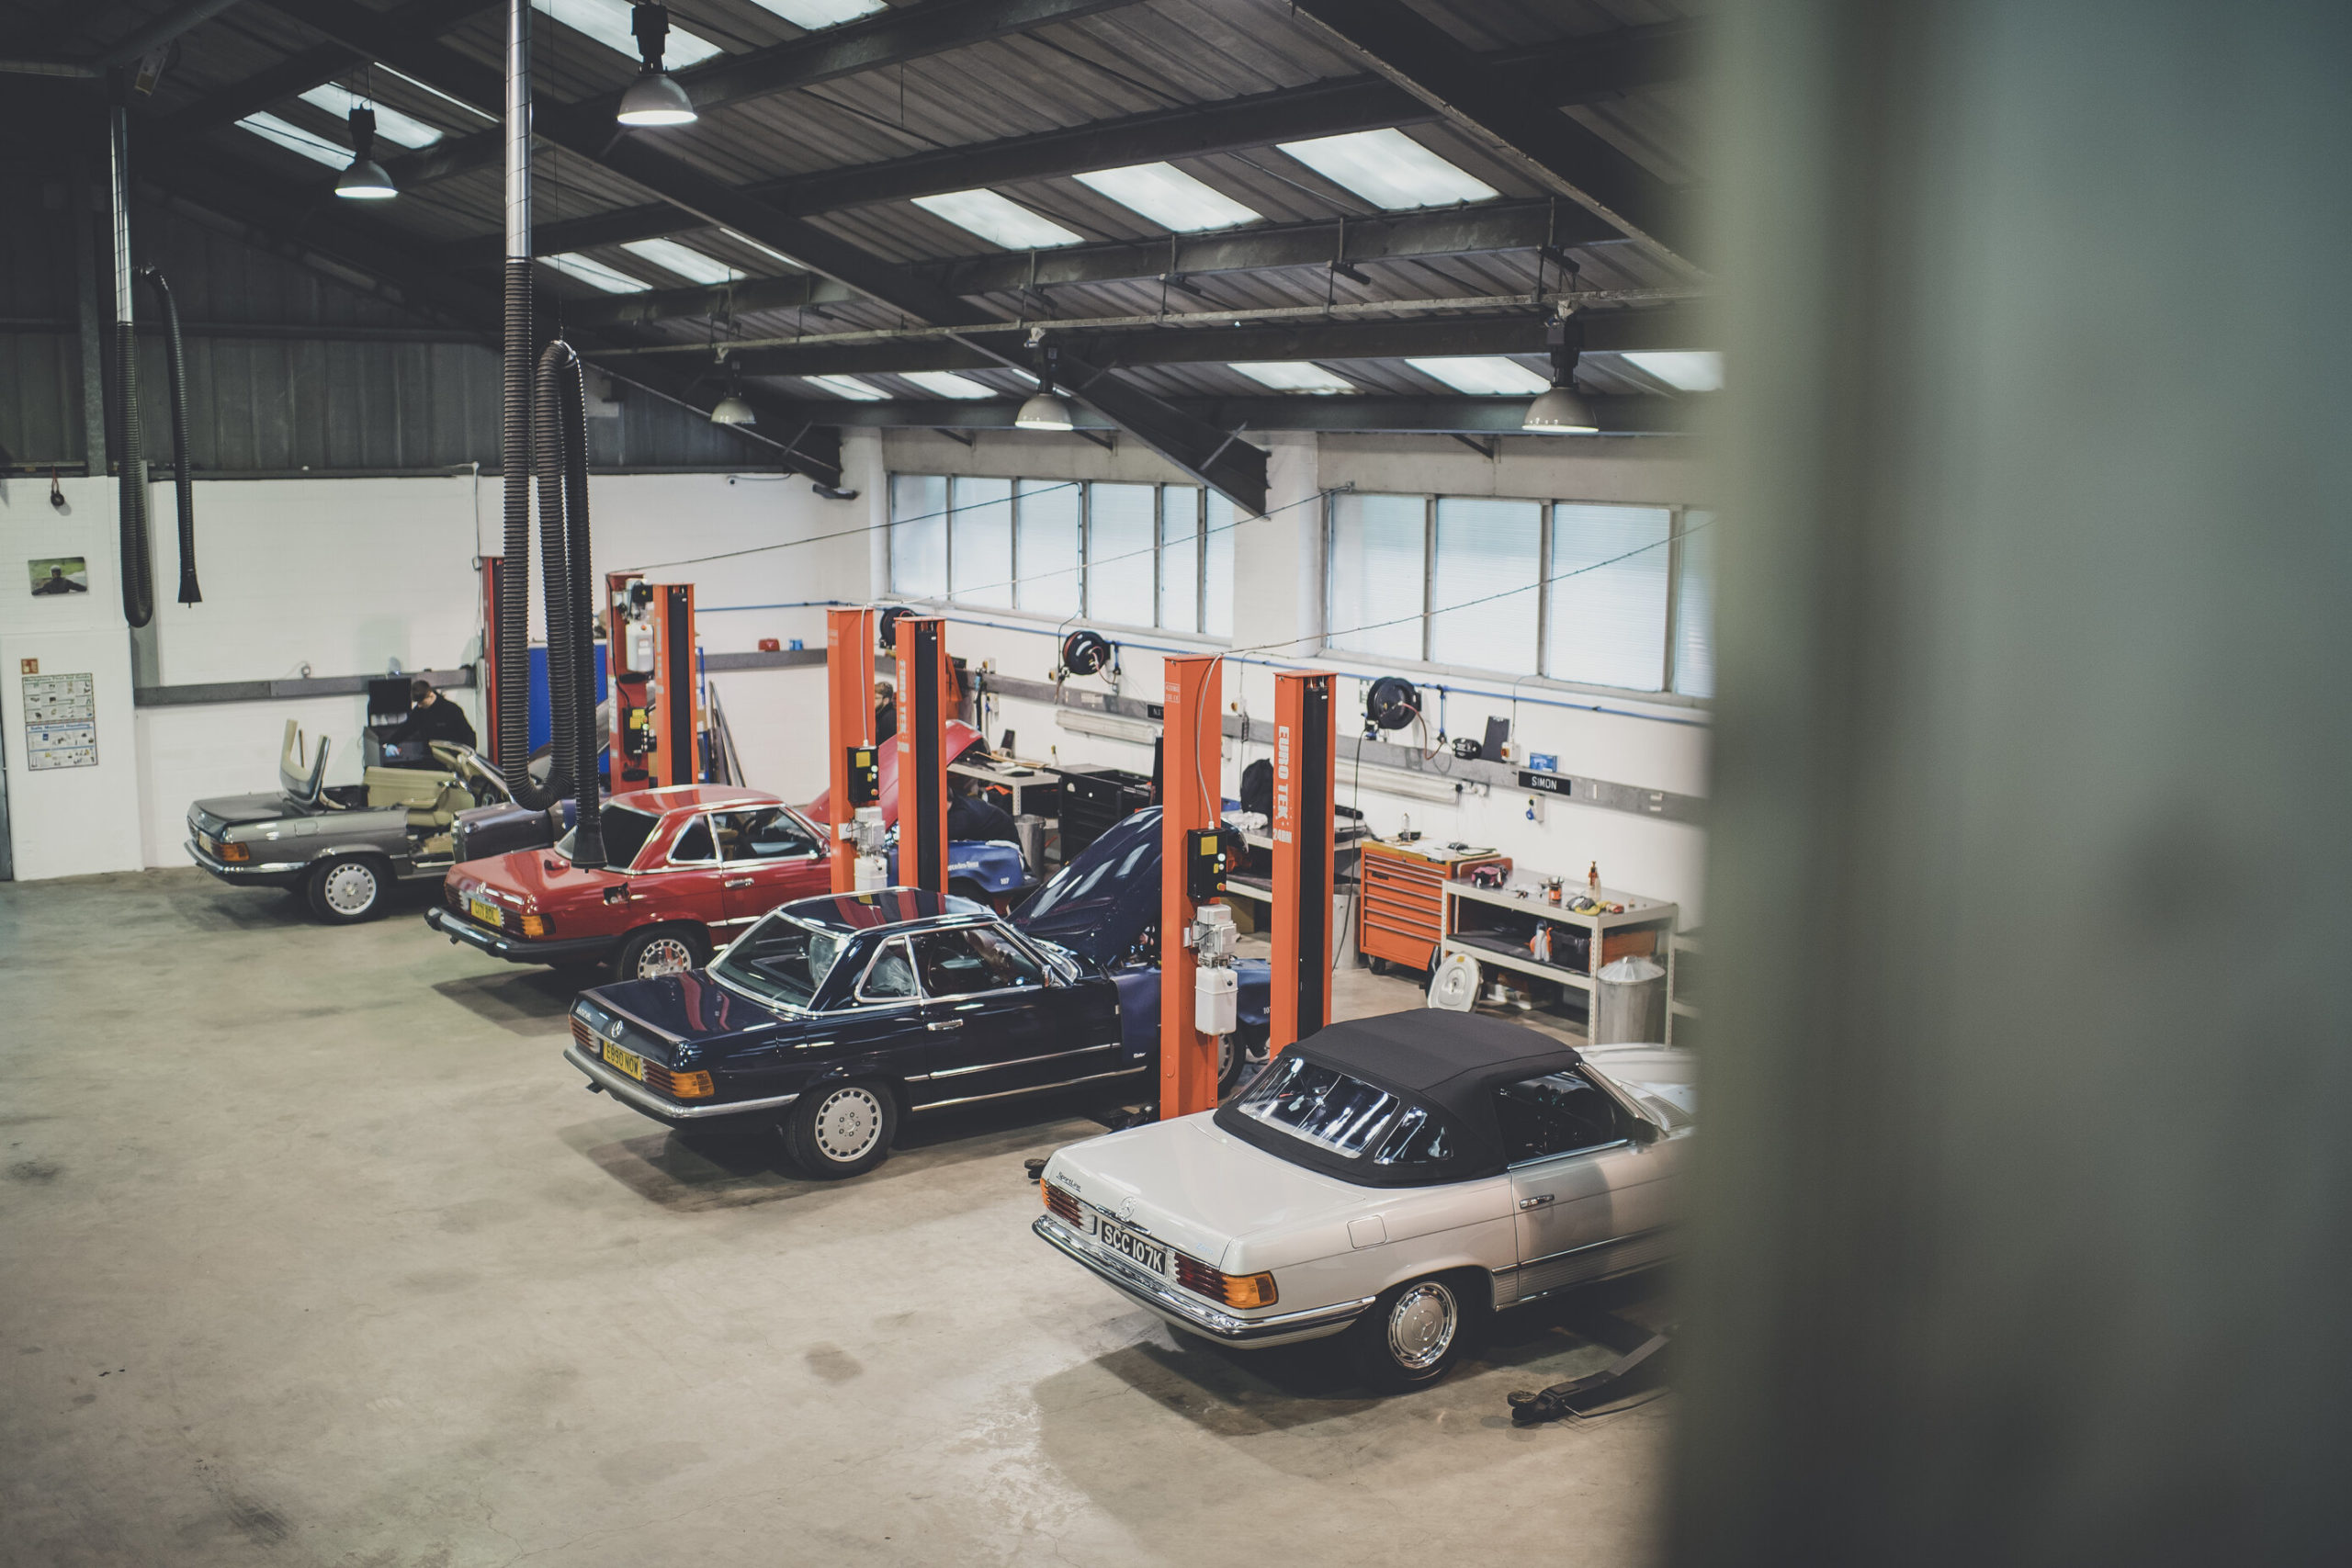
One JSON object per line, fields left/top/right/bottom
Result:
{"left": 492, "top": 0, "right": 601, "bottom": 852}
{"left": 137, "top": 266, "right": 200, "bottom": 604}
{"left": 493, "top": 0, "right": 535, "bottom": 787}
{"left": 108, "top": 96, "right": 155, "bottom": 629}
{"left": 537, "top": 342, "right": 604, "bottom": 868}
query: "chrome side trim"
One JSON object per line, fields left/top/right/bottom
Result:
{"left": 563, "top": 1043, "right": 800, "bottom": 1121}
{"left": 914, "top": 1064, "right": 1145, "bottom": 1111}
{"left": 926, "top": 1042, "right": 1120, "bottom": 1080}
{"left": 1033, "top": 1213, "right": 1376, "bottom": 1343}
{"left": 1493, "top": 1225, "right": 1679, "bottom": 1306}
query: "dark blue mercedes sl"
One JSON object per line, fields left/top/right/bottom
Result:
{"left": 562, "top": 809, "right": 1270, "bottom": 1177}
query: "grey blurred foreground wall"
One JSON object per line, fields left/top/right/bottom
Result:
{"left": 1674, "top": 2, "right": 2352, "bottom": 1564}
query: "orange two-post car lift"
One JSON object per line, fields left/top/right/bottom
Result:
{"left": 1155, "top": 658, "right": 1339, "bottom": 1122}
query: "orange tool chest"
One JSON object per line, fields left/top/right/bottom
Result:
{"left": 1358, "top": 840, "right": 1510, "bottom": 972}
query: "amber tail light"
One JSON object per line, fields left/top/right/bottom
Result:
{"left": 1042, "top": 1181, "right": 1081, "bottom": 1225}
{"left": 1174, "top": 1256, "right": 1278, "bottom": 1310}
{"left": 520, "top": 913, "right": 548, "bottom": 938}
{"left": 644, "top": 1064, "right": 714, "bottom": 1100}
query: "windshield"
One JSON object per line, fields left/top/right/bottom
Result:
{"left": 1233, "top": 1055, "right": 1400, "bottom": 1159}
{"left": 556, "top": 804, "right": 661, "bottom": 868}
{"left": 710, "top": 914, "right": 847, "bottom": 1010}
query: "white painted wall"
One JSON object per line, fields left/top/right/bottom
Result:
{"left": 0, "top": 476, "right": 146, "bottom": 879}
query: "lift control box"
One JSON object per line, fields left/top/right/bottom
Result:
{"left": 843, "top": 745, "right": 880, "bottom": 806}
{"left": 1184, "top": 827, "right": 1238, "bottom": 903}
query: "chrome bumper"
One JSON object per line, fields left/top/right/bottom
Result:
{"left": 185, "top": 838, "right": 309, "bottom": 877}
{"left": 1033, "top": 1213, "right": 1374, "bottom": 1346}
{"left": 562, "top": 1042, "right": 800, "bottom": 1123}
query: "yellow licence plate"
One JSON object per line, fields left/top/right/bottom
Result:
{"left": 601, "top": 1040, "right": 645, "bottom": 1081}
{"left": 468, "top": 896, "right": 503, "bottom": 927}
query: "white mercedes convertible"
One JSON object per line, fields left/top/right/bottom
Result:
{"left": 1033, "top": 1010, "right": 1694, "bottom": 1390}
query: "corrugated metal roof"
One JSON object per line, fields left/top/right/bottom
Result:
{"left": 3, "top": 0, "right": 1709, "bottom": 430}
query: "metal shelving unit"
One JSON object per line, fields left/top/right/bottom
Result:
{"left": 1439, "top": 876, "right": 1679, "bottom": 1024}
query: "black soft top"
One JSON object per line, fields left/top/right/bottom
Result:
{"left": 1213, "top": 1010, "right": 1584, "bottom": 1187}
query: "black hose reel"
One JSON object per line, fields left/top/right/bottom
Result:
{"left": 1363, "top": 676, "right": 1422, "bottom": 738}
{"left": 877, "top": 604, "right": 916, "bottom": 654}
{"left": 1059, "top": 629, "right": 1114, "bottom": 679}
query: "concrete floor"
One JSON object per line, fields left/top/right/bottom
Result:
{"left": 0, "top": 868, "right": 1674, "bottom": 1568}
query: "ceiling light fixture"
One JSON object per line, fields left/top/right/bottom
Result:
{"left": 1015, "top": 336, "right": 1075, "bottom": 431}
{"left": 1523, "top": 312, "right": 1598, "bottom": 434}
{"left": 617, "top": 4, "right": 697, "bottom": 127}
{"left": 334, "top": 107, "right": 398, "bottom": 199}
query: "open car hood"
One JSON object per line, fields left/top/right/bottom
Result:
{"left": 1012, "top": 807, "right": 1162, "bottom": 967}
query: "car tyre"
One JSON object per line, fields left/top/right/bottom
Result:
{"left": 1344, "top": 1272, "right": 1485, "bottom": 1393}
{"left": 782, "top": 1080, "right": 899, "bottom": 1179}
{"left": 306, "top": 854, "right": 390, "bottom": 924}
{"left": 610, "top": 924, "right": 709, "bottom": 982}
{"left": 1220, "top": 1022, "right": 1267, "bottom": 1096}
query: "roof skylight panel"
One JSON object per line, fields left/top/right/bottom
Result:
{"left": 804, "top": 375, "right": 890, "bottom": 400}
{"left": 911, "top": 190, "right": 1084, "bottom": 250}
{"left": 1407, "top": 356, "right": 1553, "bottom": 395}
{"left": 900, "top": 372, "right": 1002, "bottom": 400}
{"left": 743, "top": 0, "right": 888, "bottom": 26}
{"left": 298, "top": 85, "right": 443, "bottom": 149}
{"left": 1276, "top": 129, "right": 1499, "bottom": 211}
{"left": 1621, "top": 351, "right": 1725, "bottom": 391}
{"left": 1073, "top": 163, "right": 1260, "bottom": 232}
{"left": 234, "top": 113, "right": 349, "bottom": 169}
{"left": 541, "top": 0, "right": 722, "bottom": 68}
{"left": 620, "top": 238, "right": 739, "bottom": 286}
{"left": 544, "top": 253, "right": 653, "bottom": 293}
{"left": 1229, "top": 362, "right": 1357, "bottom": 394}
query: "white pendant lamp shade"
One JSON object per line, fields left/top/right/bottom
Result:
{"left": 709, "top": 391, "right": 756, "bottom": 425}
{"left": 617, "top": 70, "right": 697, "bottom": 127}
{"left": 1015, "top": 389, "right": 1076, "bottom": 431}
{"left": 335, "top": 157, "right": 399, "bottom": 198}
{"left": 334, "top": 106, "right": 398, "bottom": 199}
{"left": 1522, "top": 382, "right": 1600, "bottom": 434}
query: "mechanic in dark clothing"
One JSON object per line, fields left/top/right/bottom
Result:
{"left": 395, "top": 679, "right": 479, "bottom": 750}
{"left": 946, "top": 773, "right": 1020, "bottom": 844}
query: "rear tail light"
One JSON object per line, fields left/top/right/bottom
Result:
{"left": 220, "top": 842, "right": 251, "bottom": 863}
{"left": 644, "top": 1063, "right": 714, "bottom": 1100}
{"left": 1174, "top": 1256, "right": 1278, "bottom": 1310}
{"left": 1042, "top": 1180, "right": 1080, "bottom": 1225}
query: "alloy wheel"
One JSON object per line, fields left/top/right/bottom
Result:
{"left": 810, "top": 1086, "right": 885, "bottom": 1165}
{"left": 1386, "top": 1280, "right": 1459, "bottom": 1371}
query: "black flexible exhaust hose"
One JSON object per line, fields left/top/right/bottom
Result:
{"left": 539, "top": 340, "right": 605, "bottom": 868}
{"left": 136, "top": 266, "right": 200, "bottom": 605}
{"left": 495, "top": 259, "right": 535, "bottom": 788}
{"left": 116, "top": 311, "right": 154, "bottom": 628}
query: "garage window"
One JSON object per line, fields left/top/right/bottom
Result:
{"left": 891, "top": 474, "right": 1237, "bottom": 639}
{"left": 946, "top": 477, "right": 1013, "bottom": 608}
{"left": 1324, "top": 492, "right": 1713, "bottom": 698}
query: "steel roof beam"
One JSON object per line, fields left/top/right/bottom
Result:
{"left": 808, "top": 395, "right": 1696, "bottom": 436}
{"left": 430, "top": 23, "right": 1699, "bottom": 266}
{"left": 692, "top": 309, "right": 1703, "bottom": 378}
{"left": 1288, "top": 0, "right": 1699, "bottom": 266}
{"left": 555, "top": 201, "right": 1606, "bottom": 327}
{"left": 263, "top": 0, "right": 1267, "bottom": 510}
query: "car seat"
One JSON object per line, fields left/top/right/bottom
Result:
{"left": 365, "top": 766, "right": 471, "bottom": 829}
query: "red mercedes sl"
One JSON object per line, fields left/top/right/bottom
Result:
{"left": 425, "top": 785, "right": 834, "bottom": 980}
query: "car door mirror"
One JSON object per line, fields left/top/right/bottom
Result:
{"left": 1628, "top": 1116, "right": 1663, "bottom": 1145}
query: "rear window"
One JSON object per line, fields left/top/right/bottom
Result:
{"left": 559, "top": 804, "right": 660, "bottom": 868}
{"left": 1233, "top": 1055, "right": 1399, "bottom": 1159}
{"left": 710, "top": 915, "right": 845, "bottom": 1010}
